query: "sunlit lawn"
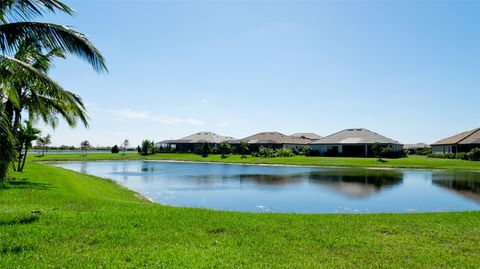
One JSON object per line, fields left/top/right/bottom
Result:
{"left": 1, "top": 161, "right": 479, "bottom": 267}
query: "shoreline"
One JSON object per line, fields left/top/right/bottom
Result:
{"left": 39, "top": 157, "right": 480, "bottom": 173}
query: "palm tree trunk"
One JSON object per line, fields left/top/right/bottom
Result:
{"left": 16, "top": 143, "right": 23, "bottom": 171}
{"left": 20, "top": 145, "right": 28, "bottom": 171}
{"left": 12, "top": 108, "right": 21, "bottom": 138}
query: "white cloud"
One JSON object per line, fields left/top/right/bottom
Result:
{"left": 152, "top": 115, "right": 183, "bottom": 124}
{"left": 201, "top": 99, "right": 208, "bottom": 104}
{"left": 98, "top": 107, "right": 205, "bottom": 126}
{"left": 110, "top": 109, "right": 151, "bottom": 120}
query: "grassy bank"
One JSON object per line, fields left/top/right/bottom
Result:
{"left": 31, "top": 153, "right": 480, "bottom": 171}
{"left": 1, "top": 162, "right": 480, "bottom": 267}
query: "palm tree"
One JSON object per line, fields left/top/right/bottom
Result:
{"left": 0, "top": 0, "right": 107, "bottom": 73}
{"left": 0, "top": 106, "right": 15, "bottom": 182}
{"left": 35, "top": 133, "right": 50, "bottom": 156}
{"left": 15, "top": 120, "right": 40, "bottom": 171}
{"left": 80, "top": 140, "right": 91, "bottom": 155}
{"left": 6, "top": 38, "right": 89, "bottom": 133}
{"left": 239, "top": 141, "right": 249, "bottom": 159}
{"left": 0, "top": 0, "right": 107, "bottom": 179}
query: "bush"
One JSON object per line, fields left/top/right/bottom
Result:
{"left": 299, "top": 146, "right": 311, "bottom": 156}
{"left": 140, "top": 140, "right": 155, "bottom": 156}
{"left": 111, "top": 145, "right": 119, "bottom": 154}
{"left": 466, "top": 148, "right": 480, "bottom": 161}
{"left": 415, "top": 148, "right": 432, "bottom": 155}
{"left": 381, "top": 148, "right": 406, "bottom": 158}
{"left": 218, "top": 141, "right": 232, "bottom": 157}
{"left": 258, "top": 146, "right": 276, "bottom": 158}
{"left": 276, "top": 147, "right": 294, "bottom": 157}
{"left": 195, "top": 143, "right": 210, "bottom": 157}
{"left": 428, "top": 153, "right": 468, "bottom": 160}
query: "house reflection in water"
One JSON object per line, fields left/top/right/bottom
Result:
{"left": 187, "top": 169, "right": 404, "bottom": 195}
{"left": 307, "top": 170, "right": 404, "bottom": 198}
{"left": 432, "top": 172, "right": 480, "bottom": 203}
{"left": 188, "top": 173, "right": 304, "bottom": 186}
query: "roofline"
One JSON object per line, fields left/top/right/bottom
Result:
{"left": 432, "top": 127, "right": 480, "bottom": 145}
{"left": 311, "top": 142, "right": 403, "bottom": 145}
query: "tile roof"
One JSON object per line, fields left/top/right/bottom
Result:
{"left": 290, "top": 132, "right": 322, "bottom": 140}
{"left": 230, "top": 132, "right": 311, "bottom": 145}
{"left": 160, "top": 132, "right": 234, "bottom": 144}
{"left": 403, "top": 143, "right": 431, "bottom": 150}
{"left": 312, "top": 128, "right": 401, "bottom": 145}
{"left": 432, "top": 128, "right": 480, "bottom": 145}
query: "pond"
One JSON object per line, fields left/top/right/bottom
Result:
{"left": 53, "top": 161, "right": 480, "bottom": 213}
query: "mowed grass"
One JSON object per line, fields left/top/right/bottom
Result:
{"left": 1, "top": 162, "right": 480, "bottom": 268}
{"left": 32, "top": 153, "right": 480, "bottom": 171}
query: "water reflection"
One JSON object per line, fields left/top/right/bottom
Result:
{"left": 52, "top": 161, "right": 480, "bottom": 213}
{"left": 190, "top": 173, "right": 304, "bottom": 185}
{"left": 308, "top": 170, "right": 403, "bottom": 198}
{"left": 188, "top": 170, "right": 403, "bottom": 195}
{"left": 432, "top": 172, "right": 480, "bottom": 203}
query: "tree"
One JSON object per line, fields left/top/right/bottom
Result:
{"left": 218, "top": 141, "right": 232, "bottom": 158}
{"left": 36, "top": 133, "right": 51, "bottom": 155}
{"left": 122, "top": 139, "right": 129, "bottom": 155}
{"left": 80, "top": 140, "right": 91, "bottom": 155}
{"left": 239, "top": 141, "right": 249, "bottom": 159}
{"left": 15, "top": 120, "right": 40, "bottom": 171}
{"left": 140, "top": 140, "right": 155, "bottom": 156}
{"left": 5, "top": 39, "right": 90, "bottom": 135}
{"left": 111, "top": 145, "right": 119, "bottom": 154}
{"left": 200, "top": 142, "right": 210, "bottom": 157}
{"left": 372, "top": 143, "right": 385, "bottom": 160}
{"left": 0, "top": 107, "right": 15, "bottom": 182}
{"left": 0, "top": 0, "right": 107, "bottom": 180}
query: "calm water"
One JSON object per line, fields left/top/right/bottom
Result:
{"left": 53, "top": 161, "right": 480, "bottom": 213}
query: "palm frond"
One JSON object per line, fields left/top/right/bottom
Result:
{"left": 0, "top": 54, "right": 65, "bottom": 94}
{"left": 0, "top": 0, "right": 74, "bottom": 22}
{"left": 0, "top": 22, "right": 107, "bottom": 72}
{"left": 26, "top": 88, "right": 89, "bottom": 128}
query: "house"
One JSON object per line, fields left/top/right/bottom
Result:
{"left": 403, "top": 143, "right": 431, "bottom": 154}
{"left": 156, "top": 131, "right": 235, "bottom": 152}
{"left": 290, "top": 133, "right": 322, "bottom": 140}
{"left": 310, "top": 128, "right": 402, "bottom": 157}
{"left": 229, "top": 132, "right": 311, "bottom": 152}
{"left": 431, "top": 128, "right": 480, "bottom": 154}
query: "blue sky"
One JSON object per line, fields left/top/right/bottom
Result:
{"left": 39, "top": 0, "right": 479, "bottom": 147}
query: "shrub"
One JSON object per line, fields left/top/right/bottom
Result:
{"left": 276, "top": 147, "right": 294, "bottom": 157}
{"left": 218, "top": 141, "right": 232, "bottom": 158}
{"left": 466, "top": 148, "right": 480, "bottom": 161}
{"left": 299, "top": 146, "right": 311, "bottom": 156}
{"left": 381, "top": 148, "right": 406, "bottom": 158}
{"left": 195, "top": 143, "right": 210, "bottom": 157}
{"left": 258, "top": 146, "right": 276, "bottom": 158}
{"left": 428, "top": 153, "right": 468, "bottom": 160}
{"left": 415, "top": 148, "right": 432, "bottom": 155}
{"left": 111, "top": 145, "right": 119, "bottom": 154}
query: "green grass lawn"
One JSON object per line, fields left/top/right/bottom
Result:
{"left": 32, "top": 153, "right": 480, "bottom": 171}
{"left": 1, "top": 161, "right": 480, "bottom": 267}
